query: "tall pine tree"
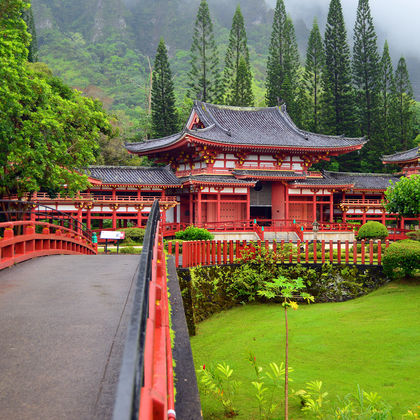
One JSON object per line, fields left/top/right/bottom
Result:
{"left": 266, "top": 0, "right": 300, "bottom": 116}
{"left": 393, "top": 57, "right": 415, "bottom": 150}
{"left": 322, "top": 0, "right": 354, "bottom": 136}
{"left": 151, "top": 38, "right": 178, "bottom": 138}
{"left": 378, "top": 41, "right": 397, "bottom": 155}
{"left": 188, "top": 0, "right": 221, "bottom": 103}
{"left": 22, "top": 1, "right": 37, "bottom": 62}
{"left": 223, "top": 5, "right": 254, "bottom": 106}
{"left": 304, "top": 19, "right": 325, "bottom": 132}
{"left": 352, "top": 0, "right": 380, "bottom": 140}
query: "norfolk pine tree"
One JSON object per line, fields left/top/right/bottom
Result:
{"left": 322, "top": 0, "right": 354, "bottom": 136}
{"left": 151, "top": 38, "right": 178, "bottom": 138}
{"left": 352, "top": 0, "right": 380, "bottom": 140}
{"left": 22, "top": 1, "right": 37, "bottom": 62}
{"left": 266, "top": 0, "right": 300, "bottom": 119}
{"left": 304, "top": 19, "right": 325, "bottom": 132}
{"left": 223, "top": 6, "right": 254, "bottom": 106}
{"left": 188, "top": 0, "right": 222, "bottom": 103}
{"left": 378, "top": 41, "right": 398, "bottom": 156}
{"left": 393, "top": 57, "right": 415, "bottom": 150}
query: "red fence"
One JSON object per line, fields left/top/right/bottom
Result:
{"left": 139, "top": 221, "right": 175, "bottom": 419}
{"left": 167, "top": 239, "right": 390, "bottom": 268}
{"left": 0, "top": 221, "right": 97, "bottom": 270}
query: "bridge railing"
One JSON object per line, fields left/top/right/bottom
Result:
{"left": 0, "top": 201, "right": 96, "bottom": 269}
{"left": 113, "top": 200, "right": 175, "bottom": 420}
{"left": 168, "top": 239, "right": 391, "bottom": 268}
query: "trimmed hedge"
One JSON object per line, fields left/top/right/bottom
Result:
{"left": 357, "top": 221, "right": 389, "bottom": 240}
{"left": 119, "top": 246, "right": 142, "bottom": 254}
{"left": 175, "top": 226, "right": 213, "bottom": 241}
{"left": 407, "top": 230, "right": 420, "bottom": 241}
{"left": 383, "top": 239, "right": 420, "bottom": 279}
{"left": 121, "top": 227, "right": 145, "bottom": 244}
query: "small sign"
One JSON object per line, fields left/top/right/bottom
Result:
{"left": 100, "top": 231, "right": 125, "bottom": 240}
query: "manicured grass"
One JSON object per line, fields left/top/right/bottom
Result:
{"left": 190, "top": 281, "right": 420, "bottom": 419}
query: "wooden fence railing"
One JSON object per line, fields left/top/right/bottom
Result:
{"left": 167, "top": 239, "right": 391, "bottom": 268}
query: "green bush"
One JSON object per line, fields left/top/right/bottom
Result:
{"left": 350, "top": 243, "right": 386, "bottom": 254}
{"left": 383, "top": 240, "right": 420, "bottom": 279}
{"left": 175, "top": 225, "right": 213, "bottom": 241}
{"left": 121, "top": 227, "right": 145, "bottom": 244}
{"left": 406, "top": 230, "right": 420, "bottom": 241}
{"left": 357, "top": 221, "right": 389, "bottom": 240}
{"left": 119, "top": 246, "right": 142, "bottom": 254}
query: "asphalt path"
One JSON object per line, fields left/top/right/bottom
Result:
{"left": 0, "top": 255, "right": 140, "bottom": 420}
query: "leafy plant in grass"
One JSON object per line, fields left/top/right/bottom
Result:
{"left": 197, "top": 362, "right": 240, "bottom": 417}
{"left": 247, "top": 351, "right": 291, "bottom": 419}
{"left": 383, "top": 239, "right": 420, "bottom": 279}
{"left": 258, "top": 276, "right": 314, "bottom": 420}
{"left": 357, "top": 221, "right": 389, "bottom": 241}
{"left": 175, "top": 226, "right": 213, "bottom": 241}
{"left": 119, "top": 246, "right": 141, "bottom": 254}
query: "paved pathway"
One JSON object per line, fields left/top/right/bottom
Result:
{"left": 0, "top": 255, "right": 140, "bottom": 420}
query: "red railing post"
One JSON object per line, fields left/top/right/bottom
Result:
{"left": 223, "top": 240, "right": 228, "bottom": 264}
{"left": 217, "top": 241, "right": 222, "bottom": 265}
{"left": 212, "top": 241, "right": 216, "bottom": 265}
{"left": 175, "top": 242, "right": 179, "bottom": 268}
{"left": 361, "top": 240, "right": 366, "bottom": 264}
{"left": 369, "top": 240, "right": 374, "bottom": 265}
{"left": 345, "top": 241, "right": 349, "bottom": 264}
{"left": 297, "top": 240, "right": 301, "bottom": 263}
{"left": 236, "top": 240, "right": 240, "bottom": 260}
{"left": 313, "top": 239, "right": 317, "bottom": 264}
{"left": 321, "top": 240, "right": 325, "bottom": 264}
{"left": 377, "top": 240, "right": 382, "bottom": 265}
{"left": 353, "top": 240, "right": 358, "bottom": 264}
{"left": 329, "top": 240, "right": 333, "bottom": 263}
{"left": 337, "top": 240, "right": 341, "bottom": 264}
{"left": 229, "top": 240, "right": 234, "bottom": 263}
{"left": 305, "top": 240, "right": 309, "bottom": 263}
{"left": 289, "top": 240, "right": 293, "bottom": 263}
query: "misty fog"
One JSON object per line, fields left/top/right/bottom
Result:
{"left": 266, "top": 0, "right": 420, "bottom": 59}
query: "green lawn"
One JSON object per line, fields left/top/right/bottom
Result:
{"left": 190, "top": 281, "right": 420, "bottom": 419}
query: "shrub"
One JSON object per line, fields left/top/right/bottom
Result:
{"left": 383, "top": 240, "right": 420, "bottom": 279}
{"left": 121, "top": 227, "right": 145, "bottom": 244}
{"left": 406, "top": 230, "right": 420, "bottom": 241}
{"left": 357, "top": 221, "right": 389, "bottom": 240}
{"left": 119, "top": 246, "right": 142, "bottom": 254}
{"left": 175, "top": 225, "right": 213, "bottom": 241}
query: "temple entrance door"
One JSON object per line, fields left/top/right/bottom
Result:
{"left": 250, "top": 206, "right": 272, "bottom": 221}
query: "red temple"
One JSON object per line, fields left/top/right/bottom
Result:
{"left": 11, "top": 102, "right": 419, "bottom": 236}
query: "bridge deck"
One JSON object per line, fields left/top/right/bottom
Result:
{"left": 0, "top": 255, "right": 140, "bottom": 420}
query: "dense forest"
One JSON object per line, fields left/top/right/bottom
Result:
{"left": 23, "top": 0, "right": 420, "bottom": 170}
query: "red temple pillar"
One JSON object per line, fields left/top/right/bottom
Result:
{"left": 217, "top": 191, "right": 221, "bottom": 222}
{"left": 86, "top": 208, "right": 92, "bottom": 230}
{"left": 312, "top": 191, "right": 317, "bottom": 221}
{"left": 112, "top": 187, "right": 116, "bottom": 200}
{"left": 330, "top": 195, "right": 334, "bottom": 223}
{"left": 285, "top": 184, "right": 289, "bottom": 221}
{"left": 137, "top": 188, "right": 141, "bottom": 200}
{"left": 189, "top": 193, "right": 193, "bottom": 224}
{"left": 112, "top": 206, "right": 117, "bottom": 230}
{"left": 197, "top": 190, "right": 202, "bottom": 225}
{"left": 246, "top": 188, "right": 250, "bottom": 221}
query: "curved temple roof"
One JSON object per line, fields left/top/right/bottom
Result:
{"left": 126, "top": 101, "right": 368, "bottom": 154}
{"left": 382, "top": 147, "right": 419, "bottom": 164}
{"left": 292, "top": 171, "right": 400, "bottom": 190}
{"left": 87, "top": 166, "right": 181, "bottom": 186}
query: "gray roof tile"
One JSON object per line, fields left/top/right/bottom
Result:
{"left": 180, "top": 174, "right": 255, "bottom": 186}
{"left": 87, "top": 166, "right": 181, "bottom": 185}
{"left": 382, "top": 147, "right": 419, "bottom": 163}
{"left": 125, "top": 101, "right": 368, "bottom": 153}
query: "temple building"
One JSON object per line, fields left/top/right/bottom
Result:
{"left": 15, "top": 102, "right": 419, "bottom": 234}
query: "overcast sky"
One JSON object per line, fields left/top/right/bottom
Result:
{"left": 266, "top": 0, "right": 420, "bottom": 58}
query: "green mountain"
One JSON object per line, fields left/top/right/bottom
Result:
{"left": 31, "top": 0, "right": 419, "bottom": 134}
